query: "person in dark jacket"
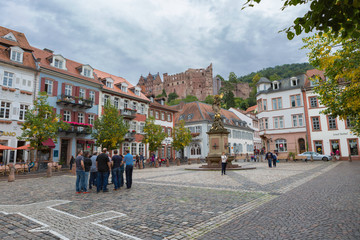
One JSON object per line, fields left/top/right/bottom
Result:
{"left": 69, "top": 155, "right": 75, "bottom": 170}
{"left": 272, "top": 151, "right": 277, "bottom": 167}
{"left": 265, "top": 151, "right": 273, "bottom": 168}
{"left": 83, "top": 152, "right": 92, "bottom": 193}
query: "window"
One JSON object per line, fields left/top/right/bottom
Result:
{"left": 273, "top": 82, "right": 279, "bottom": 90}
{"left": 131, "top": 143, "right": 137, "bottom": 155}
{"left": 167, "top": 128, "right": 171, "bottom": 136}
{"left": 161, "top": 112, "right": 165, "bottom": 120}
{"left": 88, "top": 115, "right": 94, "bottom": 125}
{"left": 309, "top": 97, "right": 318, "bottom": 108}
{"left": 45, "top": 79, "right": 53, "bottom": 94}
{"left": 167, "top": 146, "right": 172, "bottom": 158}
{"left": 19, "top": 104, "right": 29, "bottom": 120}
{"left": 190, "top": 143, "right": 201, "bottom": 155}
{"left": 0, "top": 101, "right": 11, "bottom": 119}
{"left": 330, "top": 140, "right": 340, "bottom": 154}
{"left": 310, "top": 77, "right": 318, "bottom": 87}
{"left": 79, "top": 88, "right": 85, "bottom": 101}
{"left": 78, "top": 113, "right": 84, "bottom": 123}
{"left": 63, "top": 110, "right": 71, "bottom": 122}
{"left": 89, "top": 91, "right": 95, "bottom": 102}
{"left": 114, "top": 98, "right": 119, "bottom": 109}
{"left": 122, "top": 143, "right": 129, "bottom": 153}
{"left": 346, "top": 117, "right": 354, "bottom": 128}
{"left": 292, "top": 114, "right": 303, "bottom": 127}
{"left": 3, "top": 71, "right": 14, "bottom": 87}
{"left": 290, "top": 77, "right": 298, "bottom": 86}
{"left": 121, "top": 85, "right": 127, "bottom": 92}
{"left": 275, "top": 139, "right": 287, "bottom": 152}
{"left": 149, "top": 110, "right": 154, "bottom": 117}
{"left": 155, "top": 111, "right": 159, "bottom": 119}
{"left": 65, "top": 85, "right": 72, "bottom": 96}
{"left": 140, "top": 104, "right": 145, "bottom": 114}
{"left": 124, "top": 100, "right": 128, "bottom": 109}
{"left": 106, "top": 81, "right": 113, "bottom": 88}
{"left": 348, "top": 139, "right": 359, "bottom": 156}
{"left": 139, "top": 143, "right": 144, "bottom": 155}
{"left": 272, "top": 98, "right": 282, "bottom": 110}
{"left": 104, "top": 95, "right": 109, "bottom": 105}
{"left": 260, "top": 119, "right": 264, "bottom": 130}
{"left": 274, "top": 116, "right": 284, "bottom": 129}
{"left": 290, "top": 95, "right": 301, "bottom": 107}
{"left": 11, "top": 50, "right": 22, "bottom": 62}
{"left": 140, "top": 122, "right": 145, "bottom": 133}
{"left": 195, "top": 126, "right": 202, "bottom": 133}
{"left": 312, "top": 117, "right": 320, "bottom": 130}
{"left": 263, "top": 99, "right": 267, "bottom": 110}
{"left": 314, "top": 141, "right": 323, "bottom": 154}
{"left": 328, "top": 116, "right": 337, "bottom": 130}
{"left": 132, "top": 102, "right": 137, "bottom": 110}
{"left": 83, "top": 68, "right": 91, "bottom": 77}
{"left": 264, "top": 118, "right": 268, "bottom": 129}
{"left": 54, "top": 59, "right": 63, "bottom": 69}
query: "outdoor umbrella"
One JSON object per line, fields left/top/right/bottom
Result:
{"left": 0, "top": 145, "right": 16, "bottom": 150}
{"left": 16, "top": 144, "right": 33, "bottom": 150}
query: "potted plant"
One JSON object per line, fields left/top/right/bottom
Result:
{"left": 288, "top": 152, "right": 295, "bottom": 161}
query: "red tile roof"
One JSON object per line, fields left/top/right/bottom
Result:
{"left": 31, "top": 47, "right": 102, "bottom": 85}
{"left": 0, "top": 45, "right": 36, "bottom": 70}
{"left": 150, "top": 101, "right": 178, "bottom": 112}
{"left": 0, "top": 26, "right": 32, "bottom": 51}
{"left": 246, "top": 105, "right": 257, "bottom": 113}
{"left": 94, "top": 69, "right": 150, "bottom": 102}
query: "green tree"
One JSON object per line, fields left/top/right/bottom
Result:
{"left": 172, "top": 120, "right": 192, "bottom": 159}
{"left": 223, "top": 90, "right": 235, "bottom": 109}
{"left": 168, "top": 95, "right": 199, "bottom": 106}
{"left": 92, "top": 102, "right": 128, "bottom": 150}
{"left": 203, "top": 95, "right": 214, "bottom": 105}
{"left": 243, "top": 0, "right": 360, "bottom": 40}
{"left": 269, "top": 73, "right": 282, "bottom": 81}
{"left": 167, "top": 92, "right": 179, "bottom": 103}
{"left": 228, "top": 72, "right": 238, "bottom": 83}
{"left": 18, "top": 92, "right": 70, "bottom": 160}
{"left": 302, "top": 32, "right": 360, "bottom": 136}
{"left": 142, "top": 116, "right": 167, "bottom": 152}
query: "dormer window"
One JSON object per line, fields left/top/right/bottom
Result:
{"left": 134, "top": 86, "right": 141, "bottom": 96}
{"left": 51, "top": 55, "right": 67, "bottom": 70}
{"left": 273, "top": 81, "right": 279, "bottom": 90}
{"left": 10, "top": 46, "right": 24, "bottom": 63}
{"left": 81, "top": 65, "right": 94, "bottom": 78}
{"left": 161, "top": 99, "right": 164, "bottom": 105}
{"left": 2, "top": 32, "right": 17, "bottom": 42}
{"left": 121, "top": 83, "right": 128, "bottom": 92}
{"left": 290, "top": 77, "right": 298, "bottom": 86}
{"left": 106, "top": 81, "right": 113, "bottom": 88}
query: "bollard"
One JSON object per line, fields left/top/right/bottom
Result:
{"left": 176, "top": 158, "right": 180, "bottom": 166}
{"left": 8, "top": 164, "right": 15, "bottom": 182}
{"left": 166, "top": 159, "right": 170, "bottom": 167}
{"left": 47, "top": 162, "right": 52, "bottom": 177}
{"left": 155, "top": 160, "right": 159, "bottom": 168}
{"left": 188, "top": 159, "right": 191, "bottom": 165}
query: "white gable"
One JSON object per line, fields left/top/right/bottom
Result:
{"left": 2, "top": 32, "right": 17, "bottom": 42}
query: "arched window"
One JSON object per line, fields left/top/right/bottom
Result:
{"left": 190, "top": 143, "right": 201, "bottom": 156}
{"left": 275, "top": 139, "right": 287, "bottom": 152}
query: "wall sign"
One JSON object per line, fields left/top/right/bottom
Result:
{"left": 0, "top": 131, "right": 16, "bottom": 137}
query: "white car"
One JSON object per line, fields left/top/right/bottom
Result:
{"left": 298, "top": 152, "right": 332, "bottom": 161}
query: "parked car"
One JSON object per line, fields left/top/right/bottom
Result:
{"left": 298, "top": 152, "right": 332, "bottom": 161}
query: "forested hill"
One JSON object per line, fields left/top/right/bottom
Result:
{"left": 237, "top": 63, "right": 313, "bottom": 83}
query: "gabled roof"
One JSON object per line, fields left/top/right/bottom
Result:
{"left": 257, "top": 77, "right": 271, "bottom": 85}
{"left": 0, "top": 26, "right": 32, "bottom": 51}
{"left": 150, "top": 101, "right": 178, "bottom": 112}
{"left": 94, "top": 69, "right": 150, "bottom": 102}
{"left": 31, "top": 46, "right": 101, "bottom": 85}
{"left": 246, "top": 105, "right": 257, "bottom": 113}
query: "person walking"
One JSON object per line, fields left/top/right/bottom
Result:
{"left": 111, "top": 150, "right": 122, "bottom": 191}
{"left": 75, "top": 150, "right": 85, "bottom": 194}
{"left": 335, "top": 149, "right": 340, "bottom": 161}
{"left": 221, "top": 152, "right": 228, "bottom": 175}
{"left": 96, "top": 148, "right": 111, "bottom": 193}
{"left": 69, "top": 155, "right": 75, "bottom": 170}
{"left": 83, "top": 152, "right": 92, "bottom": 193}
{"left": 140, "top": 152, "right": 145, "bottom": 169}
{"left": 272, "top": 151, "right": 277, "bottom": 168}
{"left": 89, "top": 152, "right": 98, "bottom": 190}
{"left": 124, "top": 150, "right": 134, "bottom": 189}
{"left": 135, "top": 154, "right": 140, "bottom": 169}
{"left": 265, "top": 151, "right": 273, "bottom": 168}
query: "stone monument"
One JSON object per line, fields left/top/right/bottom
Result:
{"left": 200, "top": 94, "right": 240, "bottom": 169}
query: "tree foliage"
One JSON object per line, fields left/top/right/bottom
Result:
{"left": 203, "top": 95, "right": 214, "bottom": 105}
{"left": 19, "top": 92, "right": 70, "bottom": 150}
{"left": 302, "top": 32, "right": 360, "bottom": 136}
{"left": 168, "top": 95, "right": 199, "bottom": 106}
{"left": 92, "top": 102, "right": 128, "bottom": 150}
{"left": 243, "top": 0, "right": 360, "bottom": 40}
{"left": 172, "top": 120, "right": 192, "bottom": 152}
{"left": 142, "top": 116, "right": 167, "bottom": 152}
{"left": 167, "top": 92, "right": 179, "bottom": 103}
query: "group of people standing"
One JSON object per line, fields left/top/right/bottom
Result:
{"left": 74, "top": 148, "right": 135, "bottom": 194}
{"left": 265, "top": 151, "right": 278, "bottom": 168}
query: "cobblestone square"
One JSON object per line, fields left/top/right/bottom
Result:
{"left": 0, "top": 161, "right": 359, "bottom": 239}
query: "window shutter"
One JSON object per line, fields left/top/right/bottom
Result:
{"left": 52, "top": 81, "right": 58, "bottom": 96}
{"left": 60, "top": 109, "right": 64, "bottom": 121}
{"left": 101, "top": 95, "right": 104, "bottom": 105}
{"left": 85, "top": 113, "right": 89, "bottom": 124}
{"left": 62, "top": 83, "right": 66, "bottom": 95}
{"left": 72, "top": 85, "right": 76, "bottom": 97}
{"left": 72, "top": 111, "right": 77, "bottom": 122}
{"left": 40, "top": 77, "right": 46, "bottom": 92}
{"left": 94, "top": 91, "right": 99, "bottom": 105}
{"left": 86, "top": 89, "right": 90, "bottom": 99}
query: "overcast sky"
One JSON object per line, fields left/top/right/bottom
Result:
{"left": 1, "top": 0, "right": 310, "bottom": 85}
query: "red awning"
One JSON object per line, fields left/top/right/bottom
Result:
{"left": 86, "top": 141, "right": 95, "bottom": 144}
{"left": 0, "top": 145, "right": 16, "bottom": 150}
{"left": 16, "top": 144, "right": 34, "bottom": 150}
{"left": 42, "top": 139, "right": 55, "bottom": 148}
{"left": 77, "top": 140, "right": 86, "bottom": 144}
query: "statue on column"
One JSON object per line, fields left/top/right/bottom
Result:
{"left": 209, "top": 93, "right": 226, "bottom": 133}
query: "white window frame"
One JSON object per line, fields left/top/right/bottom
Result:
{"left": 89, "top": 91, "right": 95, "bottom": 102}
{"left": 0, "top": 101, "right": 11, "bottom": 119}
{"left": 3, "top": 71, "right": 14, "bottom": 87}
{"left": 79, "top": 88, "right": 85, "bottom": 99}
{"left": 45, "top": 79, "right": 53, "bottom": 94}
{"left": 131, "top": 142, "right": 137, "bottom": 155}
{"left": 19, "top": 104, "right": 29, "bottom": 120}
{"left": 114, "top": 98, "right": 119, "bottom": 109}
{"left": 64, "top": 110, "right": 71, "bottom": 122}
{"left": 78, "top": 113, "right": 84, "bottom": 123}
{"left": 65, "top": 84, "right": 72, "bottom": 96}
{"left": 88, "top": 115, "right": 94, "bottom": 125}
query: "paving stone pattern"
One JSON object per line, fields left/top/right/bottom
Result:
{"left": 0, "top": 161, "right": 358, "bottom": 239}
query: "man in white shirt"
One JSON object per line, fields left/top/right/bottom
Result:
{"left": 221, "top": 152, "right": 228, "bottom": 175}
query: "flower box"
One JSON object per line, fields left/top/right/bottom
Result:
{"left": 2, "top": 86, "right": 8, "bottom": 91}
{"left": 9, "top": 88, "right": 16, "bottom": 92}
{"left": 0, "top": 120, "right": 12, "bottom": 124}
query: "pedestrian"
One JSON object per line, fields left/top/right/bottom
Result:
{"left": 272, "top": 151, "right": 277, "bottom": 167}
{"left": 96, "top": 148, "right": 112, "bottom": 193}
{"left": 69, "top": 155, "right": 75, "bottom": 170}
{"left": 83, "top": 152, "right": 92, "bottom": 193}
{"left": 89, "top": 152, "right": 98, "bottom": 190}
{"left": 265, "top": 151, "right": 273, "bottom": 168}
{"left": 135, "top": 154, "right": 140, "bottom": 169}
{"left": 119, "top": 154, "right": 125, "bottom": 187}
{"left": 111, "top": 150, "right": 122, "bottom": 191}
{"left": 221, "top": 152, "right": 227, "bottom": 175}
{"left": 140, "top": 152, "right": 145, "bottom": 169}
{"left": 124, "top": 150, "right": 134, "bottom": 189}
{"left": 335, "top": 149, "right": 340, "bottom": 161}
{"left": 28, "top": 160, "right": 34, "bottom": 172}
{"left": 75, "top": 150, "right": 85, "bottom": 194}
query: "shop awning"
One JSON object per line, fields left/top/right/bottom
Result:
{"left": 16, "top": 144, "right": 33, "bottom": 150}
{"left": 41, "top": 139, "right": 55, "bottom": 148}
{"left": 0, "top": 145, "right": 16, "bottom": 150}
{"left": 77, "top": 140, "right": 86, "bottom": 144}
{"left": 86, "top": 141, "right": 95, "bottom": 144}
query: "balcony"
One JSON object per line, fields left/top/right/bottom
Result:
{"left": 59, "top": 122, "right": 92, "bottom": 135}
{"left": 124, "top": 131, "right": 136, "bottom": 142}
{"left": 120, "top": 108, "right": 137, "bottom": 119}
{"left": 57, "top": 94, "right": 93, "bottom": 109}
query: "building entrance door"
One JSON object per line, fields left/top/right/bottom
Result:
{"left": 298, "top": 138, "right": 306, "bottom": 153}
{"left": 60, "top": 139, "right": 69, "bottom": 166}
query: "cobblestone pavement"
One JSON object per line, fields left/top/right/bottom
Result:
{"left": 0, "top": 161, "right": 358, "bottom": 239}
